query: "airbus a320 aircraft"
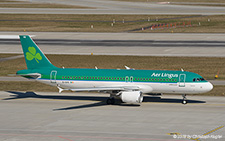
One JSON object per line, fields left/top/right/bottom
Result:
{"left": 17, "top": 35, "right": 213, "bottom": 105}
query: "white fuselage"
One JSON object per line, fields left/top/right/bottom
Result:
{"left": 38, "top": 79, "right": 213, "bottom": 94}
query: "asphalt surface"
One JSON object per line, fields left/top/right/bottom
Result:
{"left": 0, "top": 91, "right": 224, "bottom": 141}
{"left": 1, "top": 0, "right": 225, "bottom": 15}
{"left": 2, "top": 39, "right": 225, "bottom": 47}
{"left": 1, "top": 32, "right": 225, "bottom": 41}
{"left": 1, "top": 32, "right": 225, "bottom": 57}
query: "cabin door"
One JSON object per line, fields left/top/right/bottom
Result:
{"left": 50, "top": 70, "right": 57, "bottom": 83}
{"left": 179, "top": 74, "right": 186, "bottom": 87}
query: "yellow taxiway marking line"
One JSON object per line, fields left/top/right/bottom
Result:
{"left": 167, "top": 126, "right": 224, "bottom": 141}
{"left": 191, "top": 125, "right": 224, "bottom": 141}
{"left": 166, "top": 132, "right": 181, "bottom": 136}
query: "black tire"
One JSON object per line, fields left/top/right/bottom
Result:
{"left": 182, "top": 100, "right": 187, "bottom": 105}
{"left": 106, "top": 98, "right": 115, "bottom": 105}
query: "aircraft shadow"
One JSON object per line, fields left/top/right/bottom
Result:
{"left": 143, "top": 96, "right": 206, "bottom": 104}
{"left": 4, "top": 91, "right": 205, "bottom": 110}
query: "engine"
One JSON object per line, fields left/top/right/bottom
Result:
{"left": 120, "top": 91, "right": 143, "bottom": 104}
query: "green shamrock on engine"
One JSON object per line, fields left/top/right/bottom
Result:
{"left": 26, "top": 47, "right": 42, "bottom": 63}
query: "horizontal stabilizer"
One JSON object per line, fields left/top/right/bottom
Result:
{"left": 16, "top": 73, "right": 41, "bottom": 79}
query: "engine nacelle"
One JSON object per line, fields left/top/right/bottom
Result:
{"left": 120, "top": 91, "right": 143, "bottom": 104}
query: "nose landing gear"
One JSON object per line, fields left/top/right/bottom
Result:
{"left": 182, "top": 94, "right": 187, "bottom": 105}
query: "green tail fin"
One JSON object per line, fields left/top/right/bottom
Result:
{"left": 19, "top": 35, "right": 56, "bottom": 69}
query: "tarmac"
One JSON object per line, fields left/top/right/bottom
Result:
{"left": 1, "top": 31, "right": 225, "bottom": 140}
{"left": 1, "top": 1, "right": 225, "bottom": 140}
{"left": 0, "top": 91, "right": 224, "bottom": 141}
{"left": 1, "top": 32, "right": 225, "bottom": 57}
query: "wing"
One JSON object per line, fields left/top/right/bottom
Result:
{"left": 57, "top": 85, "right": 140, "bottom": 93}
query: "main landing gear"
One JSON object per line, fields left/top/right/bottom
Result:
{"left": 106, "top": 97, "right": 115, "bottom": 105}
{"left": 182, "top": 94, "right": 187, "bottom": 105}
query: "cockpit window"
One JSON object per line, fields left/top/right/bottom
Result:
{"left": 193, "top": 77, "right": 205, "bottom": 82}
{"left": 200, "top": 78, "right": 205, "bottom": 81}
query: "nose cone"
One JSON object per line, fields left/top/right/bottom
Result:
{"left": 205, "top": 82, "right": 213, "bottom": 92}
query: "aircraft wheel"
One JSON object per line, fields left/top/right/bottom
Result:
{"left": 182, "top": 94, "right": 187, "bottom": 105}
{"left": 106, "top": 98, "right": 115, "bottom": 105}
{"left": 182, "top": 100, "right": 187, "bottom": 105}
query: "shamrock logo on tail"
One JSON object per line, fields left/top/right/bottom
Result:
{"left": 26, "top": 47, "right": 42, "bottom": 63}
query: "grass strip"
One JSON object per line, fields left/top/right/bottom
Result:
{"left": 0, "top": 14, "right": 225, "bottom": 33}
{"left": 0, "top": 81, "right": 57, "bottom": 92}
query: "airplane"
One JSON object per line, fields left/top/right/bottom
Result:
{"left": 17, "top": 35, "right": 213, "bottom": 105}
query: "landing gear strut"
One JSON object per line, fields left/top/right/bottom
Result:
{"left": 106, "top": 97, "right": 115, "bottom": 105}
{"left": 182, "top": 94, "right": 187, "bottom": 105}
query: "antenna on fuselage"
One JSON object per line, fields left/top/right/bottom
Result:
{"left": 181, "top": 68, "right": 184, "bottom": 72}
{"left": 95, "top": 66, "right": 98, "bottom": 70}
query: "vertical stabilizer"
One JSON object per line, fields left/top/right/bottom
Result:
{"left": 19, "top": 35, "right": 56, "bottom": 69}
